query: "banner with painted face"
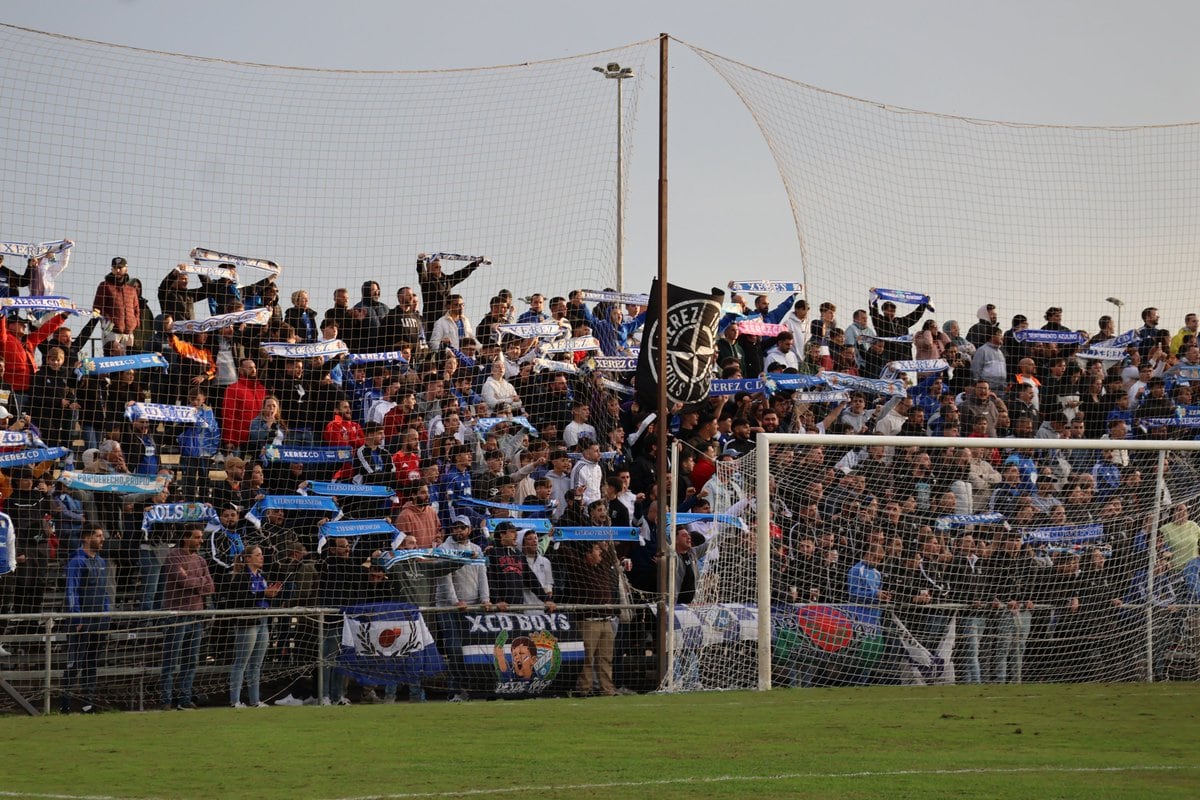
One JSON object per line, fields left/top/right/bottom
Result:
{"left": 456, "top": 610, "right": 584, "bottom": 697}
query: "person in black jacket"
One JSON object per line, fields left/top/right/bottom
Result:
{"left": 417, "top": 253, "right": 484, "bottom": 340}
{"left": 869, "top": 291, "right": 929, "bottom": 365}
{"left": 317, "top": 536, "right": 376, "bottom": 704}
{"left": 485, "top": 521, "right": 555, "bottom": 611}
{"left": 947, "top": 532, "right": 989, "bottom": 684}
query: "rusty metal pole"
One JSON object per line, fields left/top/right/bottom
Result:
{"left": 654, "top": 32, "right": 671, "bottom": 686}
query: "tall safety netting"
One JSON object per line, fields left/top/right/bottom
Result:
{"left": 0, "top": 24, "right": 654, "bottom": 323}
{"left": 685, "top": 41, "right": 1200, "bottom": 337}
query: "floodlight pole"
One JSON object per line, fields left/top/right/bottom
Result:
{"left": 593, "top": 62, "right": 635, "bottom": 292}
{"left": 655, "top": 32, "right": 672, "bottom": 687}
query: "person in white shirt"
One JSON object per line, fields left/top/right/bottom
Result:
{"left": 781, "top": 299, "right": 810, "bottom": 354}
{"left": 764, "top": 330, "right": 802, "bottom": 371}
{"left": 480, "top": 358, "right": 521, "bottom": 412}
{"left": 430, "top": 293, "right": 474, "bottom": 351}
{"left": 520, "top": 530, "right": 554, "bottom": 606}
{"left": 570, "top": 439, "right": 605, "bottom": 506}
{"left": 562, "top": 401, "right": 597, "bottom": 449}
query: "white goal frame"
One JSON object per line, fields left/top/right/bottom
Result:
{"left": 750, "top": 432, "right": 1200, "bottom": 690}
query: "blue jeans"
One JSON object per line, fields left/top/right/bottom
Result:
{"left": 229, "top": 619, "right": 270, "bottom": 705}
{"left": 139, "top": 548, "right": 166, "bottom": 611}
{"left": 960, "top": 615, "right": 986, "bottom": 684}
{"left": 161, "top": 621, "right": 204, "bottom": 706}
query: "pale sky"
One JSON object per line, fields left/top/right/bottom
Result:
{"left": 4, "top": 0, "right": 1200, "bottom": 333}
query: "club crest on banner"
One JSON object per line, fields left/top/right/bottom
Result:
{"left": 638, "top": 280, "right": 724, "bottom": 407}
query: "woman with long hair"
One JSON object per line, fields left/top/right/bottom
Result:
{"left": 225, "top": 545, "right": 281, "bottom": 708}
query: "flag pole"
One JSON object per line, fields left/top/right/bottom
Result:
{"left": 654, "top": 32, "right": 671, "bottom": 686}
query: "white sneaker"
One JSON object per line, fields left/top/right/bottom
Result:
{"left": 335, "top": 697, "right": 352, "bottom": 706}
{"left": 274, "top": 694, "right": 303, "bottom": 707}
{"left": 232, "top": 702, "right": 248, "bottom": 709}
{"left": 449, "top": 692, "right": 470, "bottom": 703}
{"left": 251, "top": 702, "right": 269, "bottom": 708}
{"left": 360, "top": 689, "right": 380, "bottom": 704}
{"left": 319, "top": 697, "right": 332, "bottom": 706}
{"left": 302, "top": 697, "right": 320, "bottom": 706}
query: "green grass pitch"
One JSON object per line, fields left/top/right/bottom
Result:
{"left": 1, "top": 683, "right": 1197, "bottom": 799}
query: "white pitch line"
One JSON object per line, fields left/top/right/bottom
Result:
{"left": 2, "top": 764, "right": 1193, "bottom": 800}
{"left": 325, "top": 764, "right": 1200, "bottom": 800}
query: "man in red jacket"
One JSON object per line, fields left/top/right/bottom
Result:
{"left": 219, "top": 358, "right": 266, "bottom": 457}
{"left": 91, "top": 257, "right": 141, "bottom": 348}
{"left": 323, "top": 399, "right": 365, "bottom": 449}
{"left": 0, "top": 312, "right": 69, "bottom": 410}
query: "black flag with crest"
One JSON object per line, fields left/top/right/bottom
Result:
{"left": 635, "top": 279, "right": 725, "bottom": 410}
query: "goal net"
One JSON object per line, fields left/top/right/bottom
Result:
{"left": 664, "top": 432, "right": 1200, "bottom": 691}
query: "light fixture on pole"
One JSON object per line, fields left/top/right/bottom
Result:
{"left": 1106, "top": 297, "right": 1125, "bottom": 333}
{"left": 594, "top": 62, "right": 634, "bottom": 293}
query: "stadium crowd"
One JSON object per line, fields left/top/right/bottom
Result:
{"left": 0, "top": 251, "right": 1197, "bottom": 710}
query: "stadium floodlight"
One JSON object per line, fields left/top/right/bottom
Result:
{"left": 593, "top": 62, "right": 635, "bottom": 293}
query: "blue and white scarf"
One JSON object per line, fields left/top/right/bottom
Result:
{"left": 1020, "top": 524, "right": 1104, "bottom": 545}
{"left": 176, "top": 262, "right": 236, "bottom": 282}
{"left": 261, "top": 340, "right": 349, "bottom": 359}
{"left": 1, "top": 295, "right": 93, "bottom": 317}
{"left": 347, "top": 351, "right": 410, "bottom": 366}
{"left": 485, "top": 518, "right": 553, "bottom": 533}
{"left": 473, "top": 416, "right": 539, "bottom": 436}
{"left": 173, "top": 307, "right": 272, "bottom": 334}
{"left": 190, "top": 247, "right": 281, "bottom": 277}
{"left": 534, "top": 357, "right": 579, "bottom": 374}
{"left": 0, "top": 447, "right": 68, "bottom": 468}
{"left": 75, "top": 352, "right": 168, "bottom": 379}
{"left": 580, "top": 289, "right": 650, "bottom": 306}
{"left": 1075, "top": 346, "right": 1127, "bottom": 362}
{"left": 1013, "top": 329, "right": 1087, "bottom": 345}
{"left": 246, "top": 495, "right": 341, "bottom": 527}
{"left": 262, "top": 445, "right": 354, "bottom": 464}
{"left": 125, "top": 403, "right": 201, "bottom": 426}
{"left": 140, "top": 502, "right": 220, "bottom": 534}
{"left": 884, "top": 359, "right": 948, "bottom": 376}
{"left": 664, "top": 512, "right": 746, "bottom": 529}
{"left": 59, "top": 471, "right": 167, "bottom": 495}
{"left": 599, "top": 378, "right": 634, "bottom": 396}
{"left": 822, "top": 372, "right": 907, "bottom": 398}
{"left": 303, "top": 481, "right": 394, "bottom": 498}
{"left": 794, "top": 390, "right": 851, "bottom": 403}
{"left": 496, "top": 322, "right": 563, "bottom": 339}
{"left": 861, "top": 333, "right": 914, "bottom": 344}
{"left": 456, "top": 496, "right": 549, "bottom": 513}
{"left": 870, "top": 287, "right": 933, "bottom": 311}
{"left": 934, "top": 512, "right": 1006, "bottom": 531}
{"left": 378, "top": 547, "right": 488, "bottom": 568}
{"left": 709, "top": 378, "right": 767, "bottom": 396}
{"left": 317, "top": 519, "right": 404, "bottom": 553}
{"left": 728, "top": 281, "right": 803, "bottom": 294}
{"left": 593, "top": 356, "right": 638, "bottom": 372}
{"left": 428, "top": 252, "right": 490, "bottom": 265}
{"left": 541, "top": 336, "right": 600, "bottom": 354}
{"left": 761, "top": 374, "right": 827, "bottom": 395}
{"left": 555, "top": 526, "right": 640, "bottom": 542}
{"left": 0, "top": 431, "right": 32, "bottom": 448}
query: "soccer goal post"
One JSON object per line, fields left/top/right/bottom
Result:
{"left": 664, "top": 432, "right": 1200, "bottom": 692}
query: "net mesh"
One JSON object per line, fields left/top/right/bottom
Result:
{"left": 0, "top": 24, "right": 653, "bottom": 323}
{"left": 685, "top": 40, "right": 1200, "bottom": 335}
{"left": 665, "top": 434, "right": 1200, "bottom": 691}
